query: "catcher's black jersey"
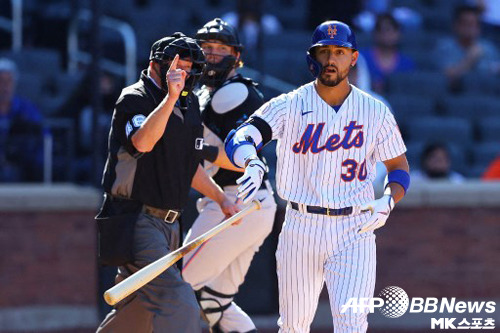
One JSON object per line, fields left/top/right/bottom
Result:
{"left": 102, "top": 70, "right": 203, "bottom": 209}
{"left": 199, "top": 74, "right": 266, "bottom": 187}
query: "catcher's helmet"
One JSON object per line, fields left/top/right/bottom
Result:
{"left": 150, "top": 32, "right": 206, "bottom": 96}
{"left": 306, "top": 20, "right": 357, "bottom": 78}
{"left": 195, "top": 18, "right": 243, "bottom": 88}
{"left": 195, "top": 18, "right": 243, "bottom": 52}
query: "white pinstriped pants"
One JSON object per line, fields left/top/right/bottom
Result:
{"left": 276, "top": 206, "right": 376, "bottom": 333}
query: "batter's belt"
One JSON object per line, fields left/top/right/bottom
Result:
{"left": 290, "top": 201, "right": 353, "bottom": 216}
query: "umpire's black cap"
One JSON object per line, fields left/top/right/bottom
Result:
{"left": 149, "top": 32, "right": 187, "bottom": 61}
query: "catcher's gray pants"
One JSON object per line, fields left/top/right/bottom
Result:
{"left": 182, "top": 185, "right": 277, "bottom": 332}
{"left": 97, "top": 213, "right": 201, "bottom": 333}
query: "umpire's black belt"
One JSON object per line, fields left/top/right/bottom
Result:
{"left": 142, "top": 205, "right": 181, "bottom": 223}
{"left": 106, "top": 194, "right": 181, "bottom": 223}
{"left": 290, "top": 202, "right": 353, "bottom": 216}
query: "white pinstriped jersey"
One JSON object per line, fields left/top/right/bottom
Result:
{"left": 254, "top": 82, "right": 406, "bottom": 208}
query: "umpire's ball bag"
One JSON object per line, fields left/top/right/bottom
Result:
{"left": 95, "top": 195, "right": 142, "bottom": 266}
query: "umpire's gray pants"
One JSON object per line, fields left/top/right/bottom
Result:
{"left": 97, "top": 213, "right": 201, "bottom": 333}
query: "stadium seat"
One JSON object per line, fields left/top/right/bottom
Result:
{"left": 405, "top": 50, "right": 438, "bottom": 71}
{"left": 391, "top": 0, "right": 423, "bottom": 10}
{"left": 129, "top": 6, "right": 190, "bottom": 47}
{"left": 387, "top": 94, "right": 436, "bottom": 123}
{"left": 0, "top": 48, "right": 61, "bottom": 81}
{"left": 467, "top": 164, "right": 488, "bottom": 178}
{"left": 266, "top": 0, "right": 308, "bottom": 30}
{"left": 39, "top": 72, "right": 84, "bottom": 115}
{"left": 463, "top": 72, "right": 500, "bottom": 96}
{"left": 478, "top": 117, "right": 500, "bottom": 142}
{"left": 406, "top": 116, "right": 473, "bottom": 146}
{"left": 16, "top": 73, "right": 44, "bottom": 106}
{"left": 387, "top": 71, "right": 447, "bottom": 98}
{"left": 43, "top": 117, "right": 76, "bottom": 182}
{"left": 420, "top": 5, "right": 454, "bottom": 32}
{"left": 263, "top": 49, "right": 311, "bottom": 86}
{"left": 401, "top": 30, "right": 441, "bottom": 53}
{"left": 468, "top": 141, "right": 500, "bottom": 177}
{"left": 100, "top": 0, "right": 135, "bottom": 20}
{"left": 261, "top": 30, "right": 311, "bottom": 53}
{"left": 355, "top": 32, "right": 371, "bottom": 48}
{"left": 441, "top": 95, "right": 499, "bottom": 119}
{"left": 472, "top": 142, "right": 499, "bottom": 170}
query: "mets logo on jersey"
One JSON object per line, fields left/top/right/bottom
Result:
{"left": 292, "top": 121, "right": 364, "bottom": 154}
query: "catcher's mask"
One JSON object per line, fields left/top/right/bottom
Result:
{"left": 195, "top": 18, "right": 243, "bottom": 88}
{"left": 150, "top": 32, "right": 206, "bottom": 99}
{"left": 306, "top": 20, "right": 357, "bottom": 78}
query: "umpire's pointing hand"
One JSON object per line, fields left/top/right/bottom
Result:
{"left": 166, "top": 54, "right": 187, "bottom": 98}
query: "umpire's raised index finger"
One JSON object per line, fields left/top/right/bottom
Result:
{"left": 168, "top": 54, "right": 179, "bottom": 71}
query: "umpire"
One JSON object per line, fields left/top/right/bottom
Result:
{"left": 96, "top": 32, "right": 239, "bottom": 332}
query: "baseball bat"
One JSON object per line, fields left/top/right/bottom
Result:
{"left": 104, "top": 199, "right": 262, "bottom": 306}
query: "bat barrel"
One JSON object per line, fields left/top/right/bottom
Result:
{"left": 104, "top": 252, "right": 180, "bottom": 305}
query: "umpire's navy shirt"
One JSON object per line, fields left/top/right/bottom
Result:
{"left": 102, "top": 70, "right": 203, "bottom": 210}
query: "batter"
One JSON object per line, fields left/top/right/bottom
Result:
{"left": 225, "top": 20, "right": 410, "bottom": 332}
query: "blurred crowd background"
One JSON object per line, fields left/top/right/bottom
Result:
{"left": 1, "top": 0, "right": 500, "bottom": 186}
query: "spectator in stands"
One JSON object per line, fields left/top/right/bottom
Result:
{"left": 58, "top": 71, "right": 122, "bottom": 183}
{"left": 434, "top": 4, "right": 500, "bottom": 92}
{"left": 411, "top": 143, "right": 465, "bottom": 183}
{"left": 361, "top": 13, "right": 415, "bottom": 94}
{"left": 0, "top": 58, "right": 45, "bottom": 182}
{"left": 77, "top": 72, "right": 121, "bottom": 166}
{"left": 481, "top": 155, "right": 500, "bottom": 180}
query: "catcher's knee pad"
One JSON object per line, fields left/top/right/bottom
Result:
{"left": 196, "top": 286, "right": 235, "bottom": 328}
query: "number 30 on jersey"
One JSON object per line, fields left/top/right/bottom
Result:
{"left": 341, "top": 159, "right": 367, "bottom": 182}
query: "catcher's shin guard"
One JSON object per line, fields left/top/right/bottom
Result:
{"left": 196, "top": 286, "right": 235, "bottom": 329}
